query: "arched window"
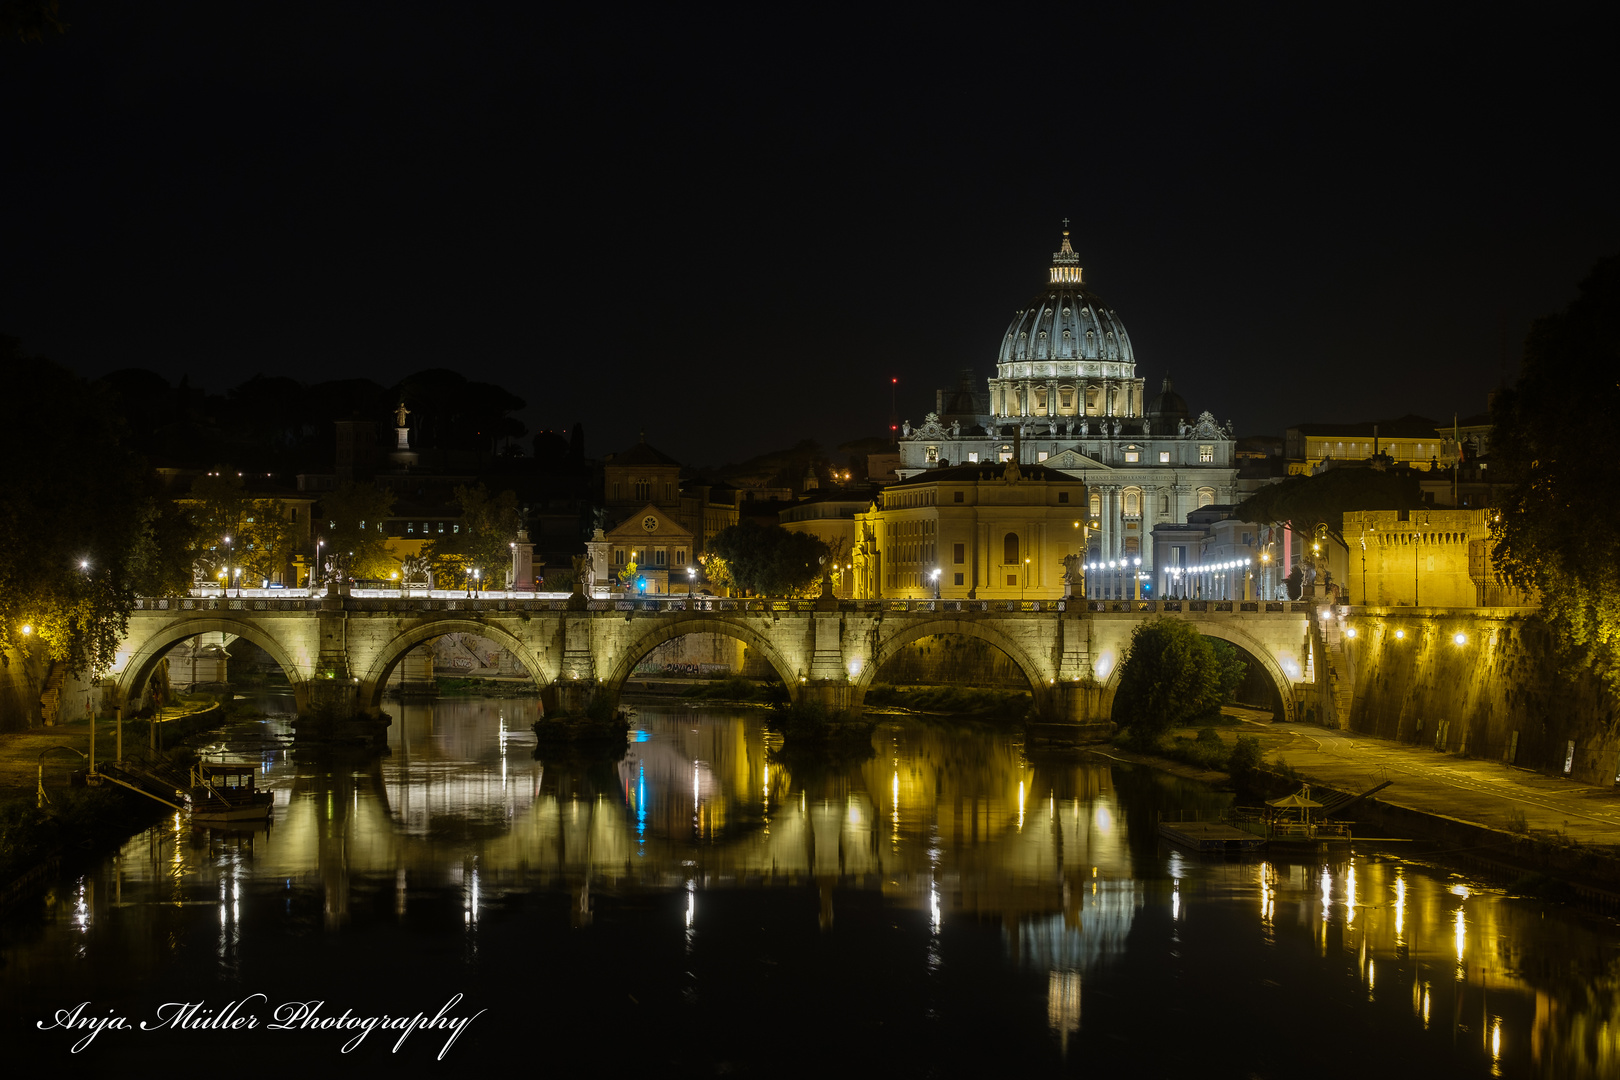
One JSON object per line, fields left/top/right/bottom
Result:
{"left": 1160, "top": 493, "right": 1170, "bottom": 514}
{"left": 1197, "top": 487, "right": 1215, "bottom": 508}
{"left": 1123, "top": 488, "right": 1141, "bottom": 516}
{"left": 1089, "top": 493, "right": 1101, "bottom": 516}
{"left": 1003, "top": 533, "right": 1020, "bottom": 565}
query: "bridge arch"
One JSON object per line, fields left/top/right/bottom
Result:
{"left": 598, "top": 616, "right": 800, "bottom": 707}
{"left": 118, "top": 617, "right": 308, "bottom": 712}
{"left": 851, "top": 618, "right": 1052, "bottom": 711}
{"left": 1097, "top": 617, "right": 1297, "bottom": 723}
{"left": 358, "top": 620, "right": 552, "bottom": 710}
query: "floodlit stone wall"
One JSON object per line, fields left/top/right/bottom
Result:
{"left": 1345, "top": 608, "right": 1618, "bottom": 785}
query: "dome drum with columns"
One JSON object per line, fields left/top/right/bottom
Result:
{"left": 896, "top": 228, "right": 1239, "bottom": 577}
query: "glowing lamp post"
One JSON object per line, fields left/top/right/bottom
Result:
{"left": 931, "top": 567, "right": 941, "bottom": 600}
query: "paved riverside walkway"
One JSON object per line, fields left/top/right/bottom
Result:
{"left": 1219, "top": 711, "right": 1620, "bottom": 852}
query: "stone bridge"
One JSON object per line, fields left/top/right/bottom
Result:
{"left": 113, "top": 587, "right": 1339, "bottom": 731}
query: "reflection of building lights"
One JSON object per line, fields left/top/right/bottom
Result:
{"left": 1320, "top": 866, "right": 1332, "bottom": 918}
{"left": 1092, "top": 805, "right": 1113, "bottom": 834}
{"left": 1491, "top": 1018, "right": 1501, "bottom": 1061}
{"left": 1395, "top": 873, "right": 1406, "bottom": 941}
{"left": 1346, "top": 863, "right": 1357, "bottom": 925}
{"left": 1047, "top": 970, "right": 1081, "bottom": 1045}
{"left": 1017, "top": 781, "right": 1025, "bottom": 829}
{"left": 1454, "top": 906, "right": 1466, "bottom": 963}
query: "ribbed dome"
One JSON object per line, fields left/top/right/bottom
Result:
{"left": 1147, "top": 375, "right": 1188, "bottom": 419}
{"left": 996, "top": 231, "right": 1135, "bottom": 370}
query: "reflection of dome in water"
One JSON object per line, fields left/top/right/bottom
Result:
{"left": 1014, "top": 880, "right": 1145, "bottom": 970}
{"left": 996, "top": 230, "right": 1135, "bottom": 372}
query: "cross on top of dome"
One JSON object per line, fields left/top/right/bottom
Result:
{"left": 1050, "top": 224, "right": 1082, "bottom": 284}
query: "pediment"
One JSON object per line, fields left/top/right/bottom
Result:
{"left": 606, "top": 504, "right": 693, "bottom": 541}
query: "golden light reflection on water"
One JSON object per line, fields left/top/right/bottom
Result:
{"left": 28, "top": 699, "right": 1620, "bottom": 1077}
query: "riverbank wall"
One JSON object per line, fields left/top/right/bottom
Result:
{"left": 1345, "top": 607, "right": 1619, "bottom": 786}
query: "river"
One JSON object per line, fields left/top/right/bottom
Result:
{"left": 4, "top": 694, "right": 1618, "bottom": 1076}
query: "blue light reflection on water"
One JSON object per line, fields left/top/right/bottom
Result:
{"left": 2, "top": 697, "right": 1615, "bottom": 1077}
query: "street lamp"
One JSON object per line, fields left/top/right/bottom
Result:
{"left": 688, "top": 565, "right": 697, "bottom": 601}
{"left": 232, "top": 566, "right": 242, "bottom": 598}
{"left": 1023, "top": 557, "right": 1031, "bottom": 601}
{"left": 314, "top": 538, "right": 324, "bottom": 592}
{"left": 931, "top": 567, "right": 941, "bottom": 599}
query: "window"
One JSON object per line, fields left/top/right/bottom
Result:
{"left": 1123, "top": 489, "right": 1140, "bottom": 516}
{"left": 635, "top": 480, "right": 649, "bottom": 501}
{"left": 967, "top": 452, "right": 979, "bottom": 463}
{"left": 953, "top": 543, "right": 965, "bottom": 564}
{"left": 1003, "top": 533, "right": 1019, "bottom": 565}
{"left": 1007, "top": 574, "right": 1018, "bottom": 586}
{"left": 1125, "top": 451, "right": 1139, "bottom": 463}
{"left": 676, "top": 550, "right": 685, "bottom": 564}
{"left": 1089, "top": 494, "right": 1101, "bottom": 516}
{"left": 1159, "top": 451, "right": 1170, "bottom": 463}
{"left": 614, "top": 549, "right": 626, "bottom": 565}
{"left": 1199, "top": 445, "right": 1214, "bottom": 463}
{"left": 999, "top": 446, "right": 1012, "bottom": 462}
{"left": 407, "top": 523, "right": 414, "bottom": 534}
{"left": 655, "top": 550, "right": 667, "bottom": 565}
{"left": 1161, "top": 494, "right": 1169, "bottom": 514}
{"left": 1197, "top": 487, "right": 1215, "bottom": 508}
{"left": 926, "top": 445, "right": 939, "bottom": 463}
{"left": 1058, "top": 492, "right": 1069, "bottom": 504}
{"left": 1037, "top": 451, "right": 1049, "bottom": 462}
{"left": 953, "top": 491, "right": 964, "bottom": 503}
{"left": 954, "top": 573, "right": 964, "bottom": 586}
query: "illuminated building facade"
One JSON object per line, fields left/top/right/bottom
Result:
{"left": 852, "top": 460, "right": 1088, "bottom": 600}
{"left": 897, "top": 230, "right": 1238, "bottom": 576}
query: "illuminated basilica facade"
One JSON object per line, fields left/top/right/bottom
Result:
{"left": 896, "top": 230, "right": 1238, "bottom": 573}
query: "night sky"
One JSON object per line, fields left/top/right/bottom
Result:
{"left": 3, "top": 4, "right": 1614, "bottom": 466}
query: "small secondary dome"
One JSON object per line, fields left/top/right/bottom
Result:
{"left": 1147, "top": 375, "right": 1188, "bottom": 420}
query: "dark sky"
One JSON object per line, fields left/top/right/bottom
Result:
{"left": 3, "top": 4, "right": 1614, "bottom": 466}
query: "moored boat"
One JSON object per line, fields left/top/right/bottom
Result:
{"left": 190, "top": 763, "right": 273, "bottom": 822}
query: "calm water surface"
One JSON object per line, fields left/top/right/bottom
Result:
{"left": 5, "top": 694, "right": 1620, "bottom": 1077}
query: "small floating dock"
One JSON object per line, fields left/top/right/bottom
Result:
{"left": 1157, "top": 819, "right": 1267, "bottom": 853}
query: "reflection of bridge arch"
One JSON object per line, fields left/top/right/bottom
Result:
{"left": 853, "top": 618, "right": 1047, "bottom": 709}
{"left": 1099, "top": 618, "right": 1295, "bottom": 722}
{"left": 118, "top": 618, "right": 306, "bottom": 711}
{"left": 359, "top": 621, "right": 549, "bottom": 709}
{"left": 600, "top": 617, "right": 798, "bottom": 705}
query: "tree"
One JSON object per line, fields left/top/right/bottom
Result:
{"left": 1235, "top": 466, "right": 1424, "bottom": 553}
{"left": 706, "top": 520, "right": 831, "bottom": 597}
{"left": 697, "top": 552, "right": 735, "bottom": 594}
{"left": 421, "top": 484, "right": 522, "bottom": 588}
{"left": 186, "top": 471, "right": 295, "bottom": 586}
{"left": 1491, "top": 255, "right": 1620, "bottom": 692}
{"left": 1112, "top": 618, "right": 1233, "bottom": 749}
{"left": 316, "top": 482, "right": 396, "bottom": 581}
{"left": 0, "top": 344, "right": 184, "bottom": 677}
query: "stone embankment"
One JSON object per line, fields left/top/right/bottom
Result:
{"left": 1219, "top": 714, "right": 1620, "bottom": 906}
{"left": 1343, "top": 607, "right": 1618, "bottom": 784}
